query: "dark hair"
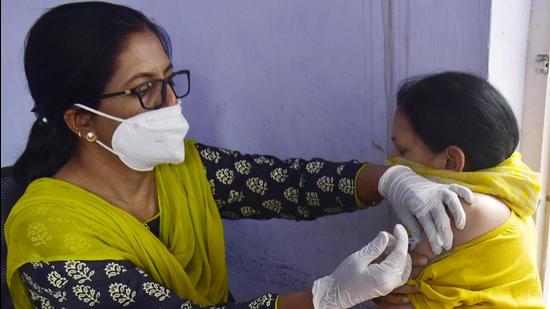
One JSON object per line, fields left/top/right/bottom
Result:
{"left": 13, "top": 1, "right": 172, "bottom": 187}
{"left": 396, "top": 71, "right": 519, "bottom": 171}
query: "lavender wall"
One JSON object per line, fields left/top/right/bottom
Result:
{"left": 1, "top": 0, "right": 491, "bottom": 301}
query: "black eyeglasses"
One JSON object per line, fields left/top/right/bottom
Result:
{"left": 98, "top": 69, "right": 190, "bottom": 110}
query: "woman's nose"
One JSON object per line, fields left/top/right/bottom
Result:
{"left": 163, "top": 83, "right": 178, "bottom": 106}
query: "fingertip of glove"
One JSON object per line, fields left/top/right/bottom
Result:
{"left": 393, "top": 224, "right": 408, "bottom": 240}
{"left": 365, "top": 231, "right": 390, "bottom": 254}
{"left": 431, "top": 245, "right": 442, "bottom": 255}
{"left": 378, "top": 230, "right": 391, "bottom": 244}
{"left": 452, "top": 184, "right": 474, "bottom": 204}
{"left": 436, "top": 234, "right": 444, "bottom": 246}
{"left": 463, "top": 192, "right": 474, "bottom": 204}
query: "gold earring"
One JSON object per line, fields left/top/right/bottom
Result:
{"left": 85, "top": 131, "right": 97, "bottom": 142}
{"left": 78, "top": 131, "right": 82, "bottom": 139}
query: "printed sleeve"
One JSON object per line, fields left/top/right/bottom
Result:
{"left": 19, "top": 260, "right": 277, "bottom": 308}
{"left": 195, "top": 143, "right": 374, "bottom": 221}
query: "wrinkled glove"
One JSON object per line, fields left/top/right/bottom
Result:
{"left": 378, "top": 165, "right": 474, "bottom": 255}
{"left": 312, "top": 224, "right": 412, "bottom": 309}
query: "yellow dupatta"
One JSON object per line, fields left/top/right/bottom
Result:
{"left": 5, "top": 140, "right": 228, "bottom": 308}
{"left": 386, "top": 152, "right": 544, "bottom": 308}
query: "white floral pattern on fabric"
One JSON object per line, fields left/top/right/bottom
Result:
{"left": 218, "top": 147, "right": 235, "bottom": 156}
{"left": 228, "top": 190, "right": 245, "bottom": 203}
{"left": 254, "top": 156, "right": 275, "bottom": 166}
{"left": 240, "top": 206, "right": 258, "bottom": 217}
{"left": 31, "top": 261, "right": 44, "bottom": 269}
{"left": 28, "top": 253, "right": 49, "bottom": 269}
{"left": 22, "top": 271, "right": 46, "bottom": 296}
{"left": 262, "top": 200, "right": 283, "bottom": 214}
{"left": 196, "top": 143, "right": 367, "bottom": 221}
{"left": 65, "top": 261, "right": 95, "bottom": 283}
{"left": 136, "top": 267, "right": 149, "bottom": 277}
{"left": 317, "top": 176, "right": 334, "bottom": 192}
{"left": 108, "top": 283, "right": 136, "bottom": 306}
{"left": 143, "top": 282, "right": 171, "bottom": 301}
{"left": 30, "top": 289, "right": 54, "bottom": 309}
{"left": 210, "top": 178, "right": 216, "bottom": 195}
{"left": 216, "top": 199, "right": 228, "bottom": 209}
{"left": 235, "top": 160, "right": 252, "bottom": 175}
{"left": 305, "top": 161, "right": 324, "bottom": 174}
{"left": 246, "top": 178, "right": 268, "bottom": 195}
{"left": 338, "top": 178, "right": 354, "bottom": 195}
{"left": 248, "top": 293, "right": 275, "bottom": 309}
{"left": 47, "top": 271, "right": 68, "bottom": 288}
{"left": 289, "top": 159, "right": 301, "bottom": 170}
{"left": 200, "top": 148, "right": 221, "bottom": 163}
{"left": 73, "top": 285, "right": 101, "bottom": 306}
{"left": 216, "top": 168, "right": 235, "bottom": 185}
{"left": 21, "top": 259, "right": 279, "bottom": 308}
{"left": 283, "top": 187, "right": 299, "bottom": 204}
{"left": 270, "top": 168, "right": 288, "bottom": 182}
{"left": 105, "top": 262, "right": 128, "bottom": 278}
{"left": 52, "top": 290, "right": 68, "bottom": 303}
{"left": 297, "top": 206, "right": 309, "bottom": 218}
{"left": 306, "top": 192, "right": 320, "bottom": 207}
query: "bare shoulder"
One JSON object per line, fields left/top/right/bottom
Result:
{"left": 452, "top": 192, "right": 510, "bottom": 247}
{"left": 411, "top": 192, "right": 510, "bottom": 258}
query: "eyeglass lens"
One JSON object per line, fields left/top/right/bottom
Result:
{"left": 140, "top": 73, "right": 189, "bottom": 109}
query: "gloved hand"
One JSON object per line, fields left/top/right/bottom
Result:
{"left": 312, "top": 224, "right": 412, "bottom": 309}
{"left": 378, "top": 165, "right": 474, "bottom": 255}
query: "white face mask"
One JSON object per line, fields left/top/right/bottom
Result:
{"left": 74, "top": 100, "right": 189, "bottom": 171}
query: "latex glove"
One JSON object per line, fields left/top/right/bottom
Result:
{"left": 378, "top": 165, "right": 474, "bottom": 255}
{"left": 312, "top": 224, "right": 412, "bottom": 309}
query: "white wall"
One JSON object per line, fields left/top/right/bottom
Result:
{"left": 488, "top": 0, "right": 532, "bottom": 130}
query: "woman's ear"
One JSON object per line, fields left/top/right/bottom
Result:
{"left": 63, "top": 107, "right": 94, "bottom": 137}
{"left": 444, "top": 146, "right": 466, "bottom": 171}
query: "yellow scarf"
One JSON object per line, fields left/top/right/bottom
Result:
{"left": 5, "top": 140, "right": 228, "bottom": 308}
{"left": 385, "top": 152, "right": 540, "bottom": 218}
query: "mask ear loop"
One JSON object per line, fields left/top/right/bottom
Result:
{"left": 74, "top": 103, "right": 126, "bottom": 122}
{"left": 73, "top": 103, "right": 127, "bottom": 158}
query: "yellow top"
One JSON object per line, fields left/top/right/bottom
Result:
{"left": 386, "top": 152, "right": 544, "bottom": 308}
{"left": 5, "top": 140, "right": 228, "bottom": 308}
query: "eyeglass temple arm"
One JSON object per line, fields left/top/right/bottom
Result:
{"left": 98, "top": 89, "right": 132, "bottom": 99}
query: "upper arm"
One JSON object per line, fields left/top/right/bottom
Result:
{"left": 194, "top": 142, "right": 366, "bottom": 220}
{"left": 411, "top": 193, "right": 510, "bottom": 259}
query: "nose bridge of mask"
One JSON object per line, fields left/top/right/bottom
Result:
{"left": 134, "top": 101, "right": 183, "bottom": 126}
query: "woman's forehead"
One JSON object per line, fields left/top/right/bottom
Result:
{"left": 109, "top": 31, "right": 171, "bottom": 86}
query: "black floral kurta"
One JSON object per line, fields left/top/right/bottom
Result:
{"left": 19, "top": 143, "right": 371, "bottom": 308}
